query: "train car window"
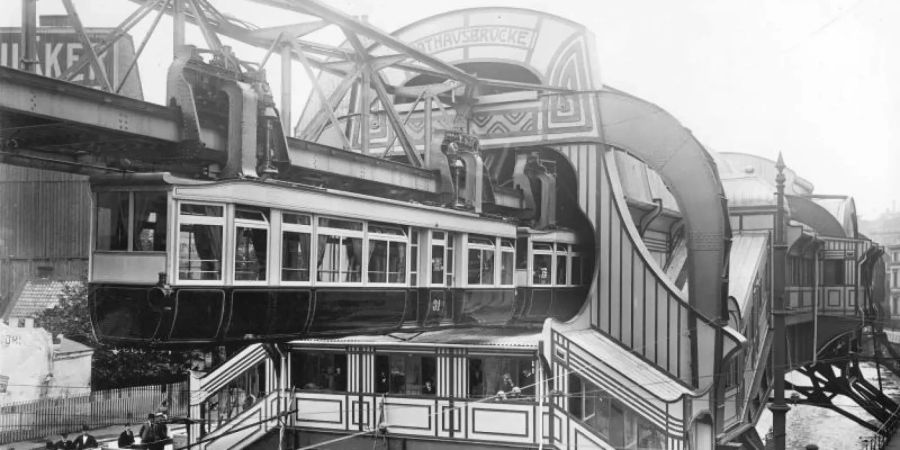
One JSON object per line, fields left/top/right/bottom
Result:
{"left": 556, "top": 244, "right": 570, "bottom": 285}
{"left": 500, "top": 239, "right": 515, "bottom": 285}
{"left": 446, "top": 236, "right": 455, "bottom": 285}
{"left": 431, "top": 231, "right": 447, "bottom": 286}
{"left": 132, "top": 192, "right": 167, "bottom": 251}
{"left": 283, "top": 213, "right": 311, "bottom": 225}
{"left": 571, "top": 255, "right": 583, "bottom": 285}
{"left": 178, "top": 203, "right": 225, "bottom": 281}
{"left": 467, "top": 235, "right": 496, "bottom": 285}
{"left": 532, "top": 242, "right": 553, "bottom": 285}
{"left": 234, "top": 207, "right": 269, "bottom": 282}
{"left": 181, "top": 204, "right": 224, "bottom": 216}
{"left": 318, "top": 217, "right": 363, "bottom": 231}
{"left": 409, "top": 230, "right": 419, "bottom": 286}
{"left": 282, "top": 213, "right": 312, "bottom": 283}
{"left": 291, "top": 351, "right": 347, "bottom": 392}
{"left": 516, "top": 237, "right": 528, "bottom": 270}
{"left": 282, "top": 232, "right": 311, "bottom": 282}
{"left": 374, "top": 354, "right": 437, "bottom": 395}
{"left": 317, "top": 217, "right": 363, "bottom": 283}
{"left": 469, "top": 356, "right": 535, "bottom": 400}
{"left": 96, "top": 192, "right": 130, "bottom": 251}
{"left": 367, "top": 222, "right": 407, "bottom": 284}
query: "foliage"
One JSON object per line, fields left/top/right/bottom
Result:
{"left": 35, "top": 283, "right": 192, "bottom": 390}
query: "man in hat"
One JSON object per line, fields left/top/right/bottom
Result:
{"left": 73, "top": 425, "right": 98, "bottom": 450}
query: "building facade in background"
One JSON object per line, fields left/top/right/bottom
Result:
{"left": 0, "top": 16, "right": 139, "bottom": 316}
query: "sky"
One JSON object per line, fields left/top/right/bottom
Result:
{"left": 4, "top": 0, "right": 898, "bottom": 218}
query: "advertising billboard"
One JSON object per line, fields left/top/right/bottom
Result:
{"left": 0, "top": 24, "right": 143, "bottom": 99}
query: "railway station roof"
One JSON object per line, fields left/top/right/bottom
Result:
{"left": 728, "top": 232, "right": 769, "bottom": 316}
{"left": 292, "top": 327, "right": 542, "bottom": 350}
{"left": 563, "top": 329, "right": 694, "bottom": 401}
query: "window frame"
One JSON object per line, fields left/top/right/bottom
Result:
{"left": 280, "top": 212, "right": 314, "bottom": 286}
{"left": 175, "top": 200, "right": 226, "bottom": 285}
{"left": 94, "top": 189, "right": 169, "bottom": 253}
{"left": 232, "top": 206, "right": 270, "bottom": 285}
{"left": 366, "top": 222, "right": 409, "bottom": 286}
{"left": 373, "top": 351, "right": 438, "bottom": 397}
{"left": 315, "top": 216, "right": 365, "bottom": 285}
{"left": 499, "top": 238, "right": 516, "bottom": 286}
{"left": 466, "top": 234, "right": 498, "bottom": 286}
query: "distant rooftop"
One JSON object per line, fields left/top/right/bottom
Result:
{"left": 5, "top": 279, "right": 83, "bottom": 319}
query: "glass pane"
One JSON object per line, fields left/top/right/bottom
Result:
{"left": 235, "top": 207, "right": 268, "bottom": 222}
{"left": 469, "top": 359, "right": 484, "bottom": 398}
{"left": 533, "top": 254, "right": 552, "bottom": 285}
{"left": 292, "top": 352, "right": 346, "bottom": 392}
{"left": 369, "top": 222, "right": 406, "bottom": 236}
{"left": 178, "top": 224, "right": 222, "bottom": 280}
{"left": 283, "top": 213, "right": 310, "bottom": 225}
{"left": 96, "top": 191, "right": 129, "bottom": 251}
{"left": 180, "top": 203, "right": 223, "bottom": 217}
{"left": 282, "top": 231, "right": 310, "bottom": 282}
{"left": 368, "top": 239, "right": 389, "bottom": 283}
{"left": 317, "top": 234, "right": 362, "bottom": 282}
{"left": 431, "top": 244, "right": 445, "bottom": 284}
{"left": 469, "top": 235, "right": 494, "bottom": 246}
{"left": 557, "top": 255, "right": 568, "bottom": 285}
{"left": 133, "top": 192, "right": 167, "bottom": 251}
{"left": 422, "top": 357, "right": 437, "bottom": 395}
{"left": 557, "top": 243, "right": 570, "bottom": 253}
{"left": 482, "top": 250, "right": 495, "bottom": 284}
{"left": 318, "top": 217, "right": 362, "bottom": 231}
{"left": 388, "top": 241, "right": 406, "bottom": 283}
{"left": 446, "top": 247, "right": 454, "bottom": 285}
{"left": 516, "top": 237, "right": 528, "bottom": 269}
{"left": 572, "top": 257, "right": 582, "bottom": 285}
{"left": 533, "top": 242, "right": 554, "bottom": 251}
{"left": 468, "top": 249, "right": 482, "bottom": 284}
{"left": 501, "top": 251, "right": 514, "bottom": 285}
{"left": 375, "top": 355, "right": 390, "bottom": 393}
{"left": 235, "top": 227, "right": 267, "bottom": 281}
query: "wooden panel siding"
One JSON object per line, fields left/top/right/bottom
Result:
{"left": 0, "top": 165, "right": 90, "bottom": 312}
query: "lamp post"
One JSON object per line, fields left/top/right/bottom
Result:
{"left": 769, "top": 152, "right": 790, "bottom": 450}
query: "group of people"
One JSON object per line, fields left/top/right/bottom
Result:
{"left": 494, "top": 369, "right": 535, "bottom": 401}
{"left": 48, "top": 426, "right": 98, "bottom": 450}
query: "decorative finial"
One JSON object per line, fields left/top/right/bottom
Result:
{"left": 775, "top": 152, "right": 786, "bottom": 186}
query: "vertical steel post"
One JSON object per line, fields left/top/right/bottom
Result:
{"left": 813, "top": 241, "right": 820, "bottom": 364}
{"left": 173, "top": 0, "right": 185, "bottom": 54}
{"left": 359, "top": 68, "right": 370, "bottom": 153}
{"left": 423, "top": 95, "right": 432, "bottom": 167}
{"left": 280, "top": 42, "right": 292, "bottom": 134}
{"left": 20, "top": 0, "right": 38, "bottom": 73}
{"left": 770, "top": 152, "right": 790, "bottom": 450}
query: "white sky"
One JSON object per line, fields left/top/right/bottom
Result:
{"left": 5, "top": 0, "right": 898, "bottom": 218}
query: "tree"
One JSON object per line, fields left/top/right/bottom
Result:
{"left": 35, "top": 283, "right": 192, "bottom": 390}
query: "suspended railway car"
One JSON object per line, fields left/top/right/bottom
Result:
{"left": 88, "top": 173, "right": 592, "bottom": 345}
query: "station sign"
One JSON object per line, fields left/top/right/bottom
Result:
{"left": 0, "top": 25, "right": 143, "bottom": 99}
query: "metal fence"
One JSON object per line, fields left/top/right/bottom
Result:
{"left": 0, "top": 381, "right": 188, "bottom": 444}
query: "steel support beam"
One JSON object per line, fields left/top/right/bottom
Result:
{"left": 0, "top": 66, "right": 225, "bottom": 150}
